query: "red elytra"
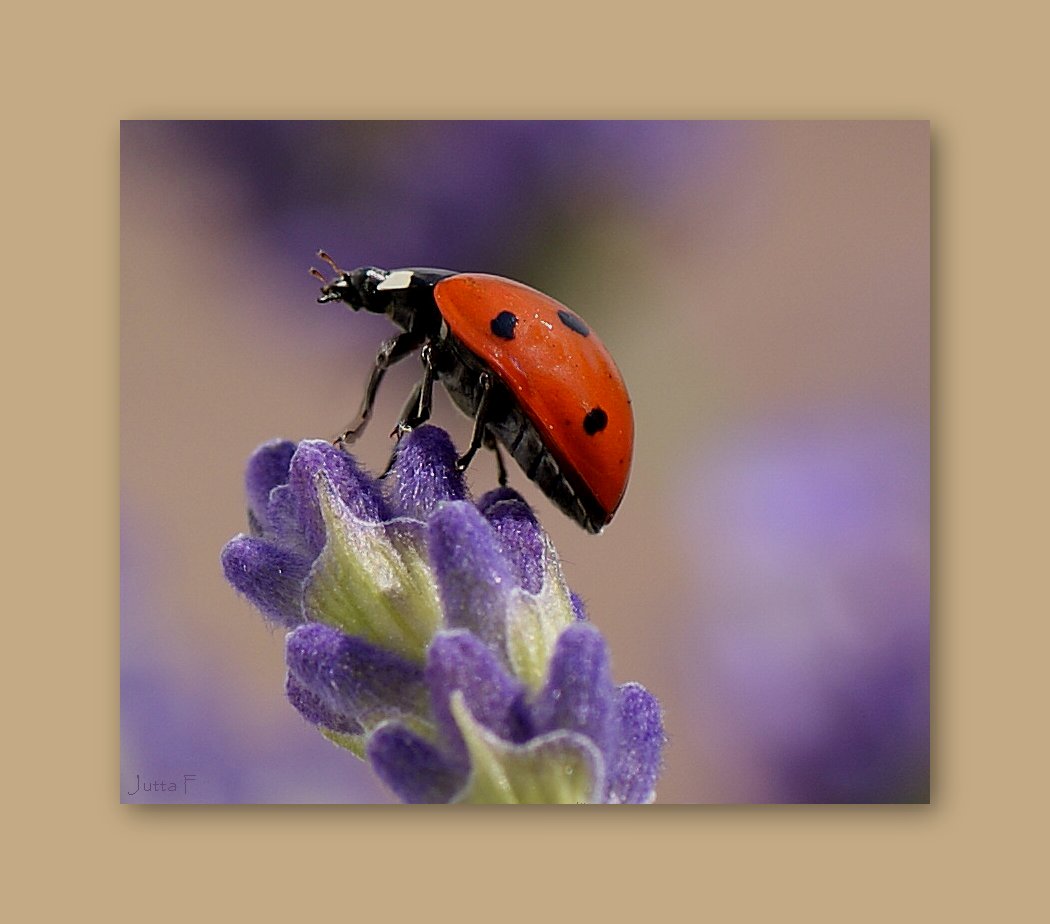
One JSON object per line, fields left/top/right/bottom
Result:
{"left": 311, "top": 256, "right": 634, "bottom": 533}
{"left": 433, "top": 274, "right": 633, "bottom": 520}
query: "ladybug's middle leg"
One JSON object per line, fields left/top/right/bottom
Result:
{"left": 381, "top": 343, "right": 437, "bottom": 477}
{"left": 456, "top": 371, "right": 495, "bottom": 474}
{"left": 392, "top": 342, "right": 437, "bottom": 435}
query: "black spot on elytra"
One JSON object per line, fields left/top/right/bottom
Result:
{"left": 490, "top": 310, "right": 517, "bottom": 339}
{"left": 583, "top": 407, "right": 608, "bottom": 435}
{"left": 557, "top": 309, "right": 590, "bottom": 337}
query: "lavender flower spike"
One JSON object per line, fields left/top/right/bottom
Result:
{"left": 222, "top": 426, "right": 666, "bottom": 803}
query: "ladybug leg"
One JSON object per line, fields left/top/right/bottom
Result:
{"left": 335, "top": 331, "right": 421, "bottom": 447}
{"left": 380, "top": 344, "right": 437, "bottom": 478}
{"left": 484, "top": 432, "right": 509, "bottom": 486}
{"left": 391, "top": 343, "right": 436, "bottom": 437}
{"left": 456, "top": 371, "right": 495, "bottom": 473}
{"left": 378, "top": 381, "right": 423, "bottom": 478}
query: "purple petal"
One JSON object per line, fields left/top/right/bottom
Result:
{"left": 367, "top": 723, "right": 466, "bottom": 803}
{"left": 532, "top": 623, "right": 616, "bottom": 760}
{"left": 285, "top": 673, "right": 363, "bottom": 735}
{"left": 285, "top": 623, "right": 426, "bottom": 724}
{"left": 426, "top": 630, "right": 531, "bottom": 762}
{"left": 390, "top": 425, "right": 468, "bottom": 519}
{"left": 477, "top": 488, "right": 544, "bottom": 593}
{"left": 221, "top": 536, "right": 310, "bottom": 627}
{"left": 605, "top": 682, "right": 665, "bottom": 804}
{"left": 571, "top": 592, "right": 588, "bottom": 621}
{"left": 264, "top": 484, "right": 310, "bottom": 553}
{"left": 427, "top": 501, "right": 513, "bottom": 646}
{"left": 289, "top": 440, "right": 389, "bottom": 556}
{"left": 245, "top": 440, "right": 297, "bottom": 532}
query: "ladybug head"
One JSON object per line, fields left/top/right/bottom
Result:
{"left": 310, "top": 252, "right": 386, "bottom": 313}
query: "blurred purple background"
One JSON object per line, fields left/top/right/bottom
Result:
{"left": 121, "top": 121, "right": 929, "bottom": 803}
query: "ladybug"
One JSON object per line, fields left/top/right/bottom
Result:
{"left": 310, "top": 252, "right": 633, "bottom": 533}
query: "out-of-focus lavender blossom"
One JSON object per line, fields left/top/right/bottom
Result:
{"left": 222, "top": 426, "right": 664, "bottom": 803}
{"left": 181, "top": 121, "right": 727, "bottom": 277}
{"left": 680, "top": 416, "right": 929, "bottom": 803}
{"left": 122, "top": 513, "right": 388, "bottom": 804}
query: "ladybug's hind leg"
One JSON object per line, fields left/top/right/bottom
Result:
{"left": 483, "top": 430, "right": 509, "bottom": 486}
{"left": 335, "top": 331, "right": 422, "bottom": 448}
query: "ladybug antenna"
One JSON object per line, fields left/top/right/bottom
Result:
{"left": 317, "top": 250, "right": 345, "bottom": 275}
{"left": 312, "top": 254, "right": 355, "bottom": 305}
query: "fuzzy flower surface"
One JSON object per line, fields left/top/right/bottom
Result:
{"left": 221, "top": 426, "right": 664, "bottom": 803}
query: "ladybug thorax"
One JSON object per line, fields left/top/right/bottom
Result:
{"left": 363, "top": 267, "right": 457, "bottom": 337}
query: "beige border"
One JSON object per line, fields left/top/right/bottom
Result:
{"left": 10, "top": 0, "right": 1043, "bottom": 917}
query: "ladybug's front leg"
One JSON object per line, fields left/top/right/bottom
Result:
{"left": 335, "top": 331, "right": 422, "bottom": 448}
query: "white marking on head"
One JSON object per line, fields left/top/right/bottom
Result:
{"left": 377, "top": 270, "right": 415, "bottom": 291}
